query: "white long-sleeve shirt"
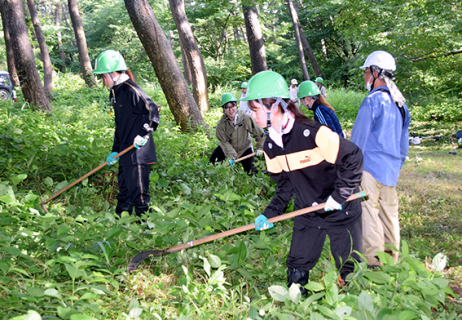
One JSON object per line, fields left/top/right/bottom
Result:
{"left": 239, "top": 93, "right": 251, "bottom": 114}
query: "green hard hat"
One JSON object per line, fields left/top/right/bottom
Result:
{"left": 220, "top": 92, "right": 237, "bottom": 107}
{"left": 297, "top": 80, "right": 320, "bottom": 99}
{"left": 315, "top": 77, "right": 324, "bottom": 84}
{"left": 93, "top": 50, "right": 128, "bottom": 74}
{"left": 241, "top": 82, "right": 248, "bottom": 88}
{"left": 241, "top": 71, "right": 290, "bottom": 101}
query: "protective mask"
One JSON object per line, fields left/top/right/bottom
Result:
{"left": 365, "top": 74, "right": 373, "bottom": 92}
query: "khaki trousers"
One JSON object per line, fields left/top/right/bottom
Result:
{"left": 360, "top": 171, "right": 400, "bottom": 265}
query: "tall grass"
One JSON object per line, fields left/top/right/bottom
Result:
{"left": 1, "top": 74, "right": 461, "bottom": 319}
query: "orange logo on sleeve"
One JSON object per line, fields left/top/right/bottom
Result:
{"left": 300, "top": 155, "right": 311, "bottom": 164}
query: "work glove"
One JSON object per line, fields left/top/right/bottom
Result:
{"left": 106, "top": 151, "right": 119, "bottom": 166}
{"left": 229, "top": 159, "right": 236, "bottom": 166}
{"left": 256, "top": 149, "right": 264, "bottom": 157}
{"left": 324, "top": 196, "right": 342, "bottom": 211}
{"left": 134, "top": 135, "right": 149, "bottom": 149}
{"left": 254, "top": 214, "right": 273, "bottom": 231}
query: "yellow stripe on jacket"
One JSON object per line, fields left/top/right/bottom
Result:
{"left": 264, "top": 125, "right": 340, "bottom": 173}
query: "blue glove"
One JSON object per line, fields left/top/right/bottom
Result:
{"left": 255, "top": 215, "right": 273, "bottom": 231}
{"left": 106, "top": 151, "right": 119, "bottom": 166}
{"left": 134, "top": 135, "right": 149, "bottom": 149}
{"left": 229, "top": 159, "right": 236, "bottom": 166}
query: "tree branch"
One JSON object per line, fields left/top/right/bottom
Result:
{"left": 405, "top": 49, "right": 462, "bottom": 62}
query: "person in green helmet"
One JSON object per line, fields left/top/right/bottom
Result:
{"left": 298, "top": 80, "right": 344, "bottom": 138}
{"left": 315, "top": 77, "right": 327, "bottom": 97}
{"left": 239, "top": 81, "right": 251, "bottom": 114}
{"left": 93, "top": 50, "right": 159, "bottom": 217}
{"left": 242, "top": 71, "right": 363, "bottom": 294}
{"left": 209, "top": 92, "right": 265, "bottom": 175}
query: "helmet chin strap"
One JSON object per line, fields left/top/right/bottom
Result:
{"left": 259, "top": 97, "right": 288, "bottom": 128}
{"left": 108, "top": 73, "right": 117, "bottom": 104}
{"left": 108, "top": 72, "right": 115, "bottom": 89}
{"left": 369, "top": 66, "right": 384, "bottom": 91}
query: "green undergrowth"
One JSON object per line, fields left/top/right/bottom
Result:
{"left": 0, "top": 74, "right": 461, "bottom": 319}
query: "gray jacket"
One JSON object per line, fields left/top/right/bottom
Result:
{"left": 216, "top": 110, "right": 265, "bottom": 159}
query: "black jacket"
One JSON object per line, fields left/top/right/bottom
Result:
{"left": 263, "top": 120, "right": 363, "bottom": 228}
{"left": 110, "top": 80, "right": 159, "bottom": 166}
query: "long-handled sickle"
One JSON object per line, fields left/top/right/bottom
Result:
{"left": 234, "top": 152, "right": 256, "bottom": 163}
{"left": 127, "top": 190, "right": 370, "bottom": 272}
{"left": 40, "top": 145, "right": 135, "bottom": 213}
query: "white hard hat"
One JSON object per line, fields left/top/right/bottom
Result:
{"left": 291, "top": 79, "right": 298, "bottom": 84}
{"left": 360, "top": 50, "right": 396, "bottom": 71}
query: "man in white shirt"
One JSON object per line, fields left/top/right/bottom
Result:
{"left": 288, "top": 78, "right": 299, "bottom": 107}
{"left": 315, "top": 77, "right": 327, "bottom": 97}
{"left": 239, "top": 81, "right": 251, "bottom": 114}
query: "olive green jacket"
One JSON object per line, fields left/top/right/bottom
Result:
{"left": 216, "top": 110, "right": 265, "bottom": 159}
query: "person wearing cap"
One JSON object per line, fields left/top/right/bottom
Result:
{"left": 243, "top": 71, "right": 363, "bottom": 293}
{"left": 239, "top": 82, "right": 251, "bottom": 115}
{"left": 93, "top": 50, "right": 160, "bottom": 217}
{"left": 288, "top": 78, "right": 299, "bottom": 107}
{"left": 351, "top": 50, "right": 411, "bottom": 267}
{"left": 315, "top": 77, "right": 327, "bottom": 97}
{"left": 298, "top": 80, "right": 344, "bottom": 138}
{"left": 209, "top": 92, "right": 265, "bottom": 175}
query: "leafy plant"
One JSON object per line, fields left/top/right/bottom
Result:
{"left": 0, "top": 74, "right": 460, "bottom": 319}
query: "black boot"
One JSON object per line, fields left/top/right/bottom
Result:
{"left": 115, "top": 202, "right": 133, "bottom": 217}
{"left": 287, "top": 268, "right": 309, "bottom": 296}
{"left": 134, "top": 203, "right": 151, "bottom": 217}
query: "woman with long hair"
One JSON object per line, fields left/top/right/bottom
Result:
{"left": 242, "top": 71, "right": 363, "bottom": 293}
{"left": 93, "top": 50, "right": 159, "bottom": 217}
{"left": 298, "top": 80, "right": 344, "bottom": 137}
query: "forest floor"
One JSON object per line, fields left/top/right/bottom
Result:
{"left": 399, "top": 142, "right": 462, "bottom": 308}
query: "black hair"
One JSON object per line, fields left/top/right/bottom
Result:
{"left": 248, "top": 98, "right": 315, "bottom": 125}
{"left": 222, "top": 101, "right": 237, "bottom": 109}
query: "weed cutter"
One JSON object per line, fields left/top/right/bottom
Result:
{"left": 234, "top": 152, "right": 256, "bottom": 163}
{"left": 127, "top": 190, "right": 370, "bottom": 272}
{"left": 40, "top": 144, "right": 135, "bottom": 213}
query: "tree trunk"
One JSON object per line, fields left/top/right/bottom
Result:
{"left": 299, "top": 26, "right": 324, "bottom": 78}
{"left": 55, "top": 6, "right": 66, "bottom": 68}
{"left": 286, "top": 0, "right": 309, "bottom": 80}
{"left": 169, "top": 0, "right": 210, "bottom": 113}
{"left": 4, "top": 0, "right": 51, "bottom": 111}
{"left": 181, "top": 46, "right": 192, "bottom": 85}
{"left": 24, "top": 5, "right": 37, "bottom": 43}
{"left": 0, "top": 0, "right": 19, "bottom": 86}
{"left": 67, "top": 0, "right": 96, "bottom": 87}
{"left": 27, "top": 0, "right": 53, "bottom": 98}
{"left": 124, "top": 0, "right": 206, "bottom": 132}
{"left": 61, "top": 4, "right": 76, "bottom": 48}
{"left": 242, "top": 3, "right": 267, "bottom": 75}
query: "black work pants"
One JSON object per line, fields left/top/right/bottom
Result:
{"left": 209, "top": 146, "right": 258, "bottom": 175}
{"left": 116, "top": 163, "right": 151, "bottom": 217}
{"left": 286, "top": 216, "right": 362, "bottom": 281}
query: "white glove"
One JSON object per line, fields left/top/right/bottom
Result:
{"left": 134, "top": 135, "right": 149, "bottom": 149}
{"left": 325, "top": 196, "right": 342, "bottom": 211}
{"left": 256, "top": 149, "right": 264, "bottom": 157}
